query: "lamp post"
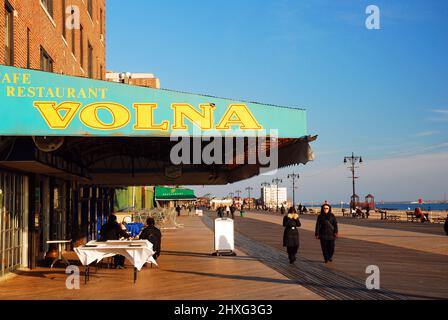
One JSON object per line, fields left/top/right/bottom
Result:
{"left": 235, "top": 190, "right": 242, "bottom": 198}
{"left": 272, "top": 178, "right": 283, "bottom": 212}
{"left": 344, "top": 153, "right": 363, "bottom": 210}
{"left": 235, "top": 190, "right": 242, "bottom": 207}
{"left": 261, "top": 182, "right": 270, "bottom": 209}
{"left": 245, "top": 187, "right": 253, "bottom": 210}
{"left": 287, "top": 173, "right": 300, "bottom": 209}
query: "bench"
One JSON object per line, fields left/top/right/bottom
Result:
{"left": 406, "top": 211, "right": 419, "bottom": 222}
{"left": 432, "top": 217, "right": 446, "bottom": 224}
{"left": 377, "top": 210, "right": 387, "bottom": 220}
{"left": 342, "top": 209, "right": 351, "bottom": 217}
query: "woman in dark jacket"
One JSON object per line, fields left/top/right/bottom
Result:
{"left": 283, "top": 207, "right": 301, "bottom": 264}
{"left": 99, "top": 214, "right": 131, "bottom": 268}
{"left": 139, "top": 217, "right": 162, "bottom": 260}
{"left": 444, "top": 215, "right": 448, "bottom": 236}
{"left": 315, "top": 203, "right": 338, "bottom": 263}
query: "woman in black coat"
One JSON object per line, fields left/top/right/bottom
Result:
{"left": 283, "top": 207, "right": 301, "bottom": 264}
{"left": 444, "top": 215, "right": 448, "bottom": 236}
{"left": 315, "top": 203, "right": 338, "bottom": 263}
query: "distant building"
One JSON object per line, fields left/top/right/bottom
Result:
{"left": 261, "top": 186, "right": 287, "bottom": 208}
{"left": 106, "top": 71, "right": 160, "bottom": 88}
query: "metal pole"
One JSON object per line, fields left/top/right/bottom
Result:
{"left": 277, "top": 185, "right": 278, "bottom": 212}
{"left": 245, "top": 187, "right": 253, "bottom": 210}
{"left": 344, "top": 152, "right": 363, "bottom": 211}
{"left": 287, "top": 173, "right": 299, "bottom": 209}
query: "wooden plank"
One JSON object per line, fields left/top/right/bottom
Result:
{"left": 0, "top": 216, "right": 322, "bottom": 300}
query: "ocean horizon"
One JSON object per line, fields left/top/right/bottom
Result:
{"left": 302, "top": 202, "right": 448, "bottom": 212}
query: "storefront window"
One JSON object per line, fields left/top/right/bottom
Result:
{"left": 0, "top": 172, "right": 25, "bottom": 277}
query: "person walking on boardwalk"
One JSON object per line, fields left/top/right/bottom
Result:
{"left": 315, "top": 203, "right": 338, "bottom": 263}
{"left": 444, "top": 214, "right": 448, "bottom": 236}
{"left": 280, "top": 204, "right": 286, "bottom": 215}
{"left": 283, "top": 207, "right": 301, "bottom": 264}
{"left": 217, "top": 206, "right": 224, "bottom": 218}
{"left": 230, "top": 204, "right": 236, "bottom": 219}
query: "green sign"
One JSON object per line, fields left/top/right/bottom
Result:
{"left": 155, "top": 187, "right": 197, "bottom": 201}
{"left": 0, "top": 65, "right": 307, "bottom": 138}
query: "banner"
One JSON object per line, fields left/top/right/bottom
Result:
{"left": 0, "top": 65, "right": 307, "bottom": 138}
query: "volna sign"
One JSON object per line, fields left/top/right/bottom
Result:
{"left": 33, "top": 102, "right": 263, "bottom": 132}
{"left": 0, "top": 65, "right": 308, "bottom": 138}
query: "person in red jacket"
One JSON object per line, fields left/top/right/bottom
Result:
{"left": 414, "top": 207, "right": 429, "bottom": 222}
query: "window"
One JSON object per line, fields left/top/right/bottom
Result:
{"left": 100, "top": 64, "right": 103, "bottom": 80}
{"left": 87, "top": 0, "right": 93, "bottom": 18}
{"left": 0, "top": 173, "right": 26, "bottom": 277}
{"left": 4, "top": 1, "right": 14, "bottom": 66}
{"left": 88, "top": 42, "right": 93, "bottom": 78}
{"left": 100, "top": 8, "right": 103, "bottom": 35}
{"left": 41, "top": 0, "right": 53, "bottom": 17}
{"left": 71, "top": 26, "right": 75, "bottom": 56}
{"left": 40, "top": 47, "right": 53, "bottom": 72}
{"left": 27, "top": 28, "right": 30, "bottom": 69}
{"left": 62, "top": 0, "right": 66, "bottom": 39}
{"left": 80, "top": 25, "right": 84, "bottom": 68}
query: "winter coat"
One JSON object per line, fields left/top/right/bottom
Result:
{"left": 315, "top": 213, "right": 338, "bottom": 240}
{"left": 139, "top": 225, "right": 162, "bottom": 259}
{"left": 99, "top": 222, "right": 130, "bottom": 241}
{"left": 283, "top": 215, "right": 301, "bottom": 247}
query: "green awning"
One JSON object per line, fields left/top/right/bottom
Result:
{"left": 155, "top": 187, "right": 197, "bottom": 201}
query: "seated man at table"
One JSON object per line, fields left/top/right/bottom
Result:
{"left": 99, "top": 214, "right": 131, "bottom": 269}
{"left": 139, "top": 217, "right": 162, "bottom": 261}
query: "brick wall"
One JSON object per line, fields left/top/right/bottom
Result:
{"left": 0, "top": 0, "right": 106, "bottom": 80}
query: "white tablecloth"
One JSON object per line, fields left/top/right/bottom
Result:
{"left": 74, "top": 240, "right": 158, "bottom": 271}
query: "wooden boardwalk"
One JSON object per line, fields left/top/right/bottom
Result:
{"left": 1, "top": 211, "right": 446, "bottom": 300}
{"left": 201, "top": 215, "right": 408, "bottom": 300}
{"left": 0, "top": 215, "right": 321, "bottom": 300}
{"left": 232, "top": 212, "right": 448, "bottom": 299}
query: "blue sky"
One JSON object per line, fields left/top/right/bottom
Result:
{"left": 106, "top": 0, "right": 448, "bottom": 203}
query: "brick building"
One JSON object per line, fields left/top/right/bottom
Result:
{"left": 106, "top": 71, "right": 161, "bottom": 89}
{"left": 1, "top": 0, "right": 105, "bottom": 79}
{"left": 0, "top": 0, "right": 108, "bottom": 279}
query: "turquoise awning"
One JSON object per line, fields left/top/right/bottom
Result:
{"left": 0, "top": 65, "right": 307, "bottom": 138}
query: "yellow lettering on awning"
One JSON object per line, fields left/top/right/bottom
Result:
{"left": 216, "top": 104, "right": 263, "bottom": 130}
{"left": 133, "top": 103, "right": 169, "bottom": 131}
{"left": 34, "top": 101, "right": 82, "bottom": 129}
{"left": 79, "top": 103, "right": 131, "bottom": 130}
{"left": 171, "top": 103, "right": 215, "bottom": 130}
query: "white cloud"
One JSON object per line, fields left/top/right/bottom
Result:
{"left": 414, "top": 131, "right": 438, "bottom": 137}
{"left": 297, "top": 152, "right": 448, "bottom": 203}
{"left": 429, "top": 109, "right": 448, "bottom": 122}
{"left": 432, "top": 109, "right": 448, "bottom": 115}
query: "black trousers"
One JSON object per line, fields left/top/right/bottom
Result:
{"left": 320, "top": 239, "right": 335, "bottom": 261}
{"left": 114, "top": 255, "right": 125, "bottom": 267}
{"left": 287, "top": 246, "right": 298, "bottom": 261}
